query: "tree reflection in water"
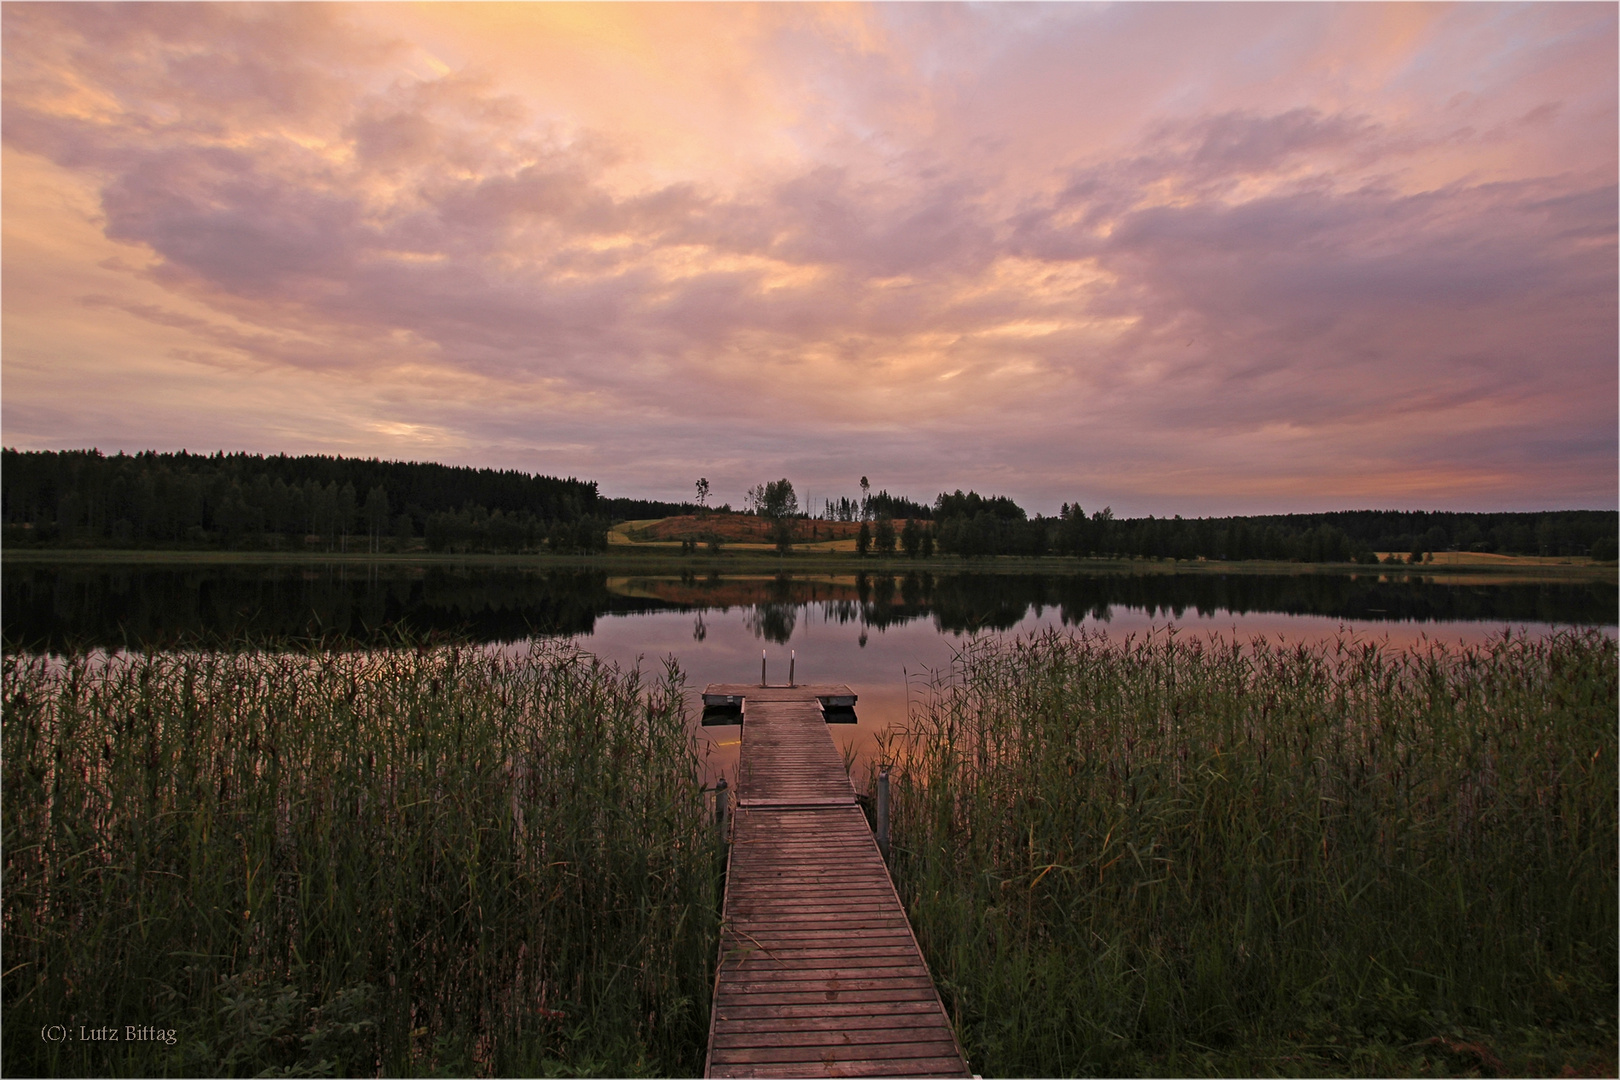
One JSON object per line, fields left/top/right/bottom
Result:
{"left": 2, "top": 562, "right": 1613, "bottom": 653}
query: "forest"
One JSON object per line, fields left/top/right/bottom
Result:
{"left": 931, "top": 495, "right": 1616, "bottom": 561}
{"left": 783, "top": 482, "right": 1614, "bottom": 562}
{"left": 0, "top": 449, "right": 611, "bottom": 554}
{"left": 3, "top": 449, "right": 1614, "bottom": 561}
{"left": 821, "top": 483, "right": 1615, "bottom": 562}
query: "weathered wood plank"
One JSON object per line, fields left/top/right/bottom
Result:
{"left": 710, "top": 1059, "right": 970, "bottom": 1080}
{"left": 716, "top": 974, "right": 938, "bottom": 991}
{"left": 724, "top": 891, "right": 899, "bottom": 903}
{"left": 717, "top": 961, "right": 930, "bottom": 978}
{"left": 716, "top": 1001, "right": 947, "bottom": 1020}
{"left": 718, "top": 946, "right": 927, "bottom": 960}
{"left": 726, "top": 877, "right": 886, "bottom": 887}
{"left": 719, "top": 919, "right": 913, "bottom": 932}
{"left": 719, "top": 934, "right": 920, "bottom": 950}
{"left": 718, "top": 980, "right": 939, "bottom": 994}
{"left": 724, "top": 867, "right": 890, "bottom": 879}
{"left": 717, "top": 966, "right": 930, "bottom": 984}
{"left": 715, "top": 996, "right": 943, "bottom": 1012}
{"left": 717, "top": 992, "right": 942, "bottom": 1008}
{"left": 714, "top": 1011, "right": 949, "bottom": 1032}
{"left": 717, "top": 991, "right": 942, "bottom": 1008}
{"left": 721, "top": 925, "right": 915, "bottom": 938}
{"left": 724, "top": 893, "right": 900, "bottom": 906}
{"left": 719, "top": 937, "right": 924, "bottom": 952}
{"left": 710, "top": 1015, "right": 960, "bottom": 1038}
{"left": 718, "top": 922, "right": 912, "bottom": 936}
{"left": 712, "top": 1030, "right": 964, "bottom": 1051}
{"left": 709, "top": 1039, "right": 964, "bottom": 1063}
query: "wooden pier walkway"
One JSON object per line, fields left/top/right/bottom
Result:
{"left": 703, "top": 682, "right": 969, "bottom": 1079}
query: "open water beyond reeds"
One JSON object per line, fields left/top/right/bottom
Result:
{"left": 5, "top": 560, "right": 1614, "bottom": 783}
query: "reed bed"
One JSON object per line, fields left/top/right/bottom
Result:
{"left": 888, "top": 627, "right": 1617, "bottom": 1076}
{"left": 3, "top": 642, "right": 722, "bottom": 1077}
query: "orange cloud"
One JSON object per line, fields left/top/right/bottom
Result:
{"left": 3, "top": 2, "right": 1614, "bottom": 513}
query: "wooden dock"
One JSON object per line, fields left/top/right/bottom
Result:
{"left": 703, "top": 683, "right": 969, "bottom": 1079}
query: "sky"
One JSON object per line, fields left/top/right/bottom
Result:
{"left": 3, "top": 2, "right": 1615, "bottom": 517}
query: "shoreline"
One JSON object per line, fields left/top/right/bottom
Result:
{"left": 4, "top": 545, "right": 1614, "bottom": 583}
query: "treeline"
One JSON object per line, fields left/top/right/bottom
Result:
{"left": 926, "top": 494, "right": 1617, "bottom": 561}
{"left": 1, "top": 449, "right": 610, "bottom": 554}
{"left": 821, "top": 489, "right": 933, "bottom": 522}
{"left": 6, "top": 450, "right": 1614, "bottom": 562}
{"left": 826, "top": 484, "right": 1616, "bottom": 563}
{"left": 862, "top": 490, "right": 934, "bottom": 521}
{"left": 603, "top": 496, "right": 716, "bottom": 521}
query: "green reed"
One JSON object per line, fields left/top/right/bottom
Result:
{"left": 888, "top": 628, "right": 1617, "bottom": 1076}
{"left": 3, "top": 641, "right": 722, "bottom": 1077}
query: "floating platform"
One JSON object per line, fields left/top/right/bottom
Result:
{"left": 701, "top": 685, "right": 860, "bottom": 726}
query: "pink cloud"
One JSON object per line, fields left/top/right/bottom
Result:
{"left": 2, "top": 2, "right": 1614, "bottom": 513}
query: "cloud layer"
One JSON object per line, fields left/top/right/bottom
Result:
{"left": 3, "top": 2, "right": 1614, "bottom": 513}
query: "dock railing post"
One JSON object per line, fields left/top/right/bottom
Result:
{"left": 760, "top": 650, "right": 767, "bottom": 686}
{"left": 875, "top": 766, "right": 890, "bottom": 860}
{"left": 714, "top": 776, "right": 729, "bottom": 841}
{"left": 789, "top": 649, "right": 795, "bottom": 687}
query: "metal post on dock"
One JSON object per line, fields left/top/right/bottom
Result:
{"left": 760, "top": 650, "right": 767, "bottom": 686}
{"left": 875, "top": 766, "right": 890, "bottom": 860}
{"left": 715, "top": 776, "right": 729, "bottom": 840}
{"left": 789, "top": 649, "right": 795, "bottom": 687}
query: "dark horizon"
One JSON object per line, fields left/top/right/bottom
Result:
{"left": 8, "top": 445, "right": 1620, "bottom": 522}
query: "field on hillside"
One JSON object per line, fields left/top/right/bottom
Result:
{"left": 612, "top": 513, "right": 911, "bottom": 548}
{"left": 1375, "top": 550, "right": 1606, "bottom": 568}
{"left": 632, "top": 513, "right": 863, "bottom": 543}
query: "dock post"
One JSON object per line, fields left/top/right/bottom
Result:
{"left": 760, "top": 650, "right": 767, "bottom": 686}
{"left": 715, "top": 776, "right": 729, "bottom": 840}
{"left": 789, "top": 649, "right": 795, "bottom": 687}
{"left": 875, "top": 766, "right": 890, "bottom": 860}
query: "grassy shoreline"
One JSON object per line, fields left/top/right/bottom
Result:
{"left": 885, "top": 627, "right": 1619, "bottom": 1076}
{"left": 5, "top": 545, "right": 1614, "bottom": 583}
{"left": 3, "top": 642, "right": 722, "bottom": 1077}
{"left": 5, "top": 628, "right": 1614, "bottom": 1076}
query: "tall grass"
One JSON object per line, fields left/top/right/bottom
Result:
{"left": 888, "top": 628, "right": 1618, "bottom": 1076}
{"left": 3, "top": 641, "right": 722, "bottom": 1077}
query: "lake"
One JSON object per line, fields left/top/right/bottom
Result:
{"left": 5, "top": 559, "right": 1614, "bottom": 782}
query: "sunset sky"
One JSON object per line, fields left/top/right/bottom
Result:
{"left": 3, "top": 2, "right": 1615, "bottom": 516}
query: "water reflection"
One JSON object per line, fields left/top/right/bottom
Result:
{"left": 3, "top": 561, "right": 1614, "bottom": 652}
{"left": 7, "top": 560, "right": 1614, "bottom": 790}
{"left": 743, "top": 604, "right": 797, "bottom": 644}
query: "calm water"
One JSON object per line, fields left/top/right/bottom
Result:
{"left": 6, "top": 560, "right": 1614, "bottom": 782}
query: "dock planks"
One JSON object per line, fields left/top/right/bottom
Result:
{"left": 704, "top": 683, "right": 969, "bottom": 1079}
